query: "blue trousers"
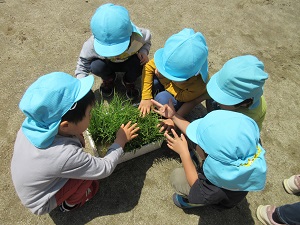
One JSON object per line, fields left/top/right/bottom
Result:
{"left": 276, "top": 202, "right": 300, "bottom": 225}
{"left": 152, "top": 77, "right": 183, "bottom": 111}
{"left": 90, "top": 54, "right": 143, "bottom": 83}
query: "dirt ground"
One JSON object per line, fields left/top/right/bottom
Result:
{"left": 0, "top": 0, "right": 299, "bottom": 224}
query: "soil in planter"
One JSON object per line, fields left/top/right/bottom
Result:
{"left": 88, "top": 94, "right": 164, "bottom": 156}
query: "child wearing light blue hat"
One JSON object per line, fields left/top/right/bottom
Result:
{"left": 11, "top": 72, "right": 139, "bottom": 215}
{"left": 206, "top": 55, "right": 268, "bottom": 131}
{"left": 75, "top": 3, "right": 152, "bottom": 100}
{"left": 139, "top": 28, "right": 210, "bottom": 132}
{"left": 151, "top": 99, "right": 267, "bottom": 209}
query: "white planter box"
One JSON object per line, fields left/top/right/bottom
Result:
{"left": 86, "top": 130, "right": 163, "bottom": 164}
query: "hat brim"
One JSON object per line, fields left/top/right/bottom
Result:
{"left": 94, "top": 38, "right": 130, "bottom": 57}
{"left": 154, "top": 49, "right": 186, "bottom": 82}
{"left": 75, "top": 75, "right": 95, "bottom": 102}
{"left": 199, "top": 58, "right": 208, "bottom": 83}
{"left": 154, "top": 49, "right": 209, "bottom": 83}
{"left": 186, "top": 119, "right": 202, "bottom": 144}
{"left": 94, "top": 22, "right": 142, "bottom": 57}
{"left": 207, "top": 72, "right": 244, "bottom": 105}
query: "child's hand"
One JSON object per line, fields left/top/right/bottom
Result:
{"left": 164, "top": 129, "right": 189, "bottom": 156}
{"left": 151, "top": 99, "right": 176, "bottom": 119}
{"left": 137, "top": 52, "right": 149, "bottom": 65}
{"left": 115, "top": 121, "right": 139, "bottom": 148}
{"left": 138, "top": 99, "right": 153, "bottom": 117}
{"left": 157, "top": 118, "right": 175, "bottom": 133}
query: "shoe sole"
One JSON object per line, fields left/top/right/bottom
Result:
{"left": 256, "top": 205, "right": 269, "bottom": 225}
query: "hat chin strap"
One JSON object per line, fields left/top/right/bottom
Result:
{"left": 239, "top": 145, "right": 262, "bottom": 167}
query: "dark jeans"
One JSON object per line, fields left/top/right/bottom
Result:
{"left": 276, "top": 202, "right": 300, "bottom": 225}
{"left": 90, "top": 54, "right": 143, "bottom": 83}
{"left": 152, "top": 76, "right": 183, "bottom": 111}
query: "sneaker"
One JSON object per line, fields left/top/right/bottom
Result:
{"left": 283, "top": 175, "right": 300, "bottom": 194}
{"left": 256, "top": 205, "right": 284, "bottom": 225}
{"left": 172, "top": 193, "right": 203, "bottom": 209}
{"left": 122, "top": 77, "right": 140, "bottom": 100}
{"left": 59, "top": 201, "right": 79, "bottom": 212}
{"left": 100, "top": 75, "right": 116, "bottom": 97}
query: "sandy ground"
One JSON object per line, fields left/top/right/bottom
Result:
{"left": 0, "top": 0, "right": 299, "bottom": 224}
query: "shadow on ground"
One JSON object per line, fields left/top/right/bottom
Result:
{"left": 49, "top": 147, "right": 179, "bottom": 225}
{"left": 190, "top": 199, "right": 255, "bottom": 225}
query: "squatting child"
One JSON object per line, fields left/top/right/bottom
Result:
{"left": 151, "top": 99, "right": 267, "bottom": 209}
{"left": 206, "top": 55, "right": 268, "bottom": 131}
{"left": 138, "top": 28, "right": 210, "bottom": 132}
{"left": 75, "top": 3, "right": 152, "bottom": 100}
{"left": 11, "top": 72, "right": 139, "bottom": 215}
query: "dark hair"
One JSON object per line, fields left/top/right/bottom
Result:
{"left": 234, "top": 98, "right": 253, "bottom": 108}
{"left": 61, "top": 90, "right": 95, "bottom": 124}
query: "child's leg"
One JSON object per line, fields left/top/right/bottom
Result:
{"left": 122, "top": 54, "right": 143, "bottom": 83}
{"left": 90, "top": 59, "right": 114, "bottom": 80}
{"left": 152, "top": 76, "right": 165, "bottom": 96}
{"left": 55, "top": 179, "right": 99, "bottom": 211}
{"left": 154, "top": 91, "right": 183, "bottom": 111}
{"left": 118, "top": 55, "right": 142, "bottom": 99}
{"left": 91, "top": 59, "right": 116, "bottom": 97}
{"left": 170, "top": 168, "right": 191, "bottom": 197}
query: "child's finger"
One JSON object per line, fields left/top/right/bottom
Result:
{"left": 164, "top": 131, "right": 174, "bottom": 142}
{"left": 132, "top": 127, "right": 140, "bottom": 133}
{"left": 124, "top": 121, "right": 132, "bottom": 128}
{"left": 150, "top": 99, "right": 163, "bottom": 108}
{"left": 131, "top": 134, "right": 138, "bottom": 139}
{"left": 180, "top": 133, "right": 186, "bottom": 141}
{"left": 170, "top": 129, "right": 179, "bottom": 138}
{"left": 167, "top": 143, "right": 174, "bottom": 150}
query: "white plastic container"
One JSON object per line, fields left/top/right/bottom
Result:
{"left": 86, "top": 130, "right": 163, "bottom": 164}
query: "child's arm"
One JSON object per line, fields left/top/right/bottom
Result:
{"left": 114, "top": 121, "right": 139, "bottom": 149}
{"left": 157, "top": 91, "right": 211, "bottom": 132}
{"left": 176, "top": 91, "right": 210, "bottom": 117}
{"left": 139, "top": 59, "right": 156, "bottom": 116}
{"left": 137, "top": 28, "right": 151, "bottom": 59}
{"left": 75, "top": 36, "right": 102, "bottom": 78}
{"left": 165, "top": 129, "right": 198, "bottom": 186}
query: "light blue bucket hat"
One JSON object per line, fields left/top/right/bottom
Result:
{"left": 207, "top": 55, "right": 268, "bottom": 109}
{"left": 19, "top": 72, "right": 94, "bottom": 149}
{"left": 186, "top": 110, "right": 267, "bottom": 191}
{"left": 90, "top": 3, "right": 142, "bottom": 57}
{"left": 154, "top": 28, "right": 208, "bottom": 82}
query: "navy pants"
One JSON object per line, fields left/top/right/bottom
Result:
{"left": 90, "top": 54, "right": 143, "bottom": 83}
{"left": 152, "top": 77, "right": 183, "bottom": 111}
{"left": 276, "top": 202, "right": 300, "bottom": 225}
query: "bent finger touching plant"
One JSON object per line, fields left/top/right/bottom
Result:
{"left": 88, "top": 94, "right": 164, "bottom": 157}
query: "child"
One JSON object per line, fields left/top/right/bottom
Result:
{"left": 138, "top": 28, "right": 210, "bottom": 132}
{"left": 257, "top": 174, "right": 300, "bottom": 225}
{"left": 11, "top": 72, "right": 139, "bottom": 215}
{"left": 151, "top": 99, "right": 267, "bottom": 209}
{"left": 75, "top": 3, "right": 152, "bottom": 100}
{"left": 206, "top": 55, "right": 269, "bottom": 131}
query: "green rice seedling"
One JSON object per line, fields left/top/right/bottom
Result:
{"left": 88, "top": 94, "right": 163, "bottom": 156}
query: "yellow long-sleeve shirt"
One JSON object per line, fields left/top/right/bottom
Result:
{"left": 141, "top": 59, "right": 207, "bottom": 102}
